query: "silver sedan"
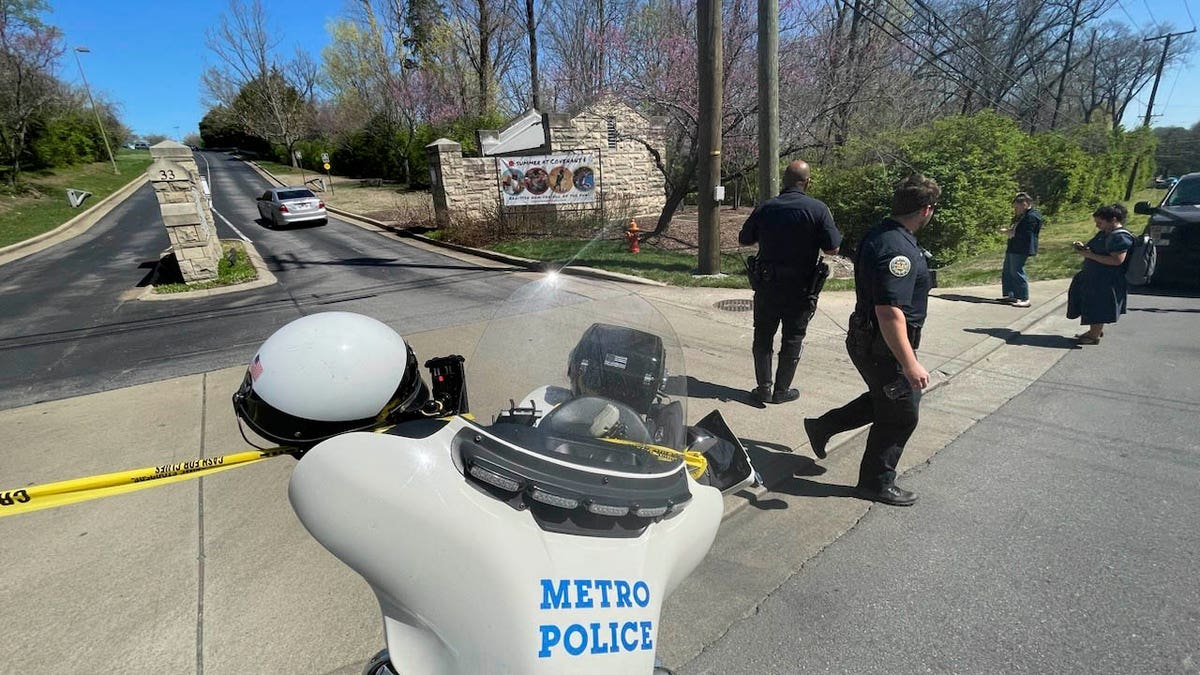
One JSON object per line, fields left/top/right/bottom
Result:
{"left": 255, "top": 187, "right": 327, "bottom": 228}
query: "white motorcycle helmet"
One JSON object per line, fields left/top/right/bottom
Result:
{"left": 232, "top": 312, "right": 427, "bottom": 448}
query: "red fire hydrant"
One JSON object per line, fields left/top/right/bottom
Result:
{"left": 626, "top": 219, "right": 641, "bottom": 254}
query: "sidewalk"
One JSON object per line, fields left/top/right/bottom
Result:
{"left": 0, "top": 267, "right": 1081, "bottom": 672}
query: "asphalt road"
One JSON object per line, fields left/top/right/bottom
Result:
{"left": 681, "top": 290, "right": 1200, "bottom": 674}
{"left": 0, "top": 152, "right": 526, "bottom": 410}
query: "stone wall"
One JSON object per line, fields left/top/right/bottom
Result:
{"left": 546, "top": 101, "right": 668, "bottom": 222}
{"left": 427, "top": 101, "right": 667, "bottom": 228}
{"left": 148, "top": 141, "right": 222, "bottom": 281}
{"left": 427, "top": 140, "right": 500, "bottom": 227}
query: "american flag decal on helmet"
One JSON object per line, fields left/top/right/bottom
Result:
{"left": 249, "top": 355, "right": 263, "bottom": 382}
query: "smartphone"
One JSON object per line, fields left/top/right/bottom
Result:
{"left": 882, "top": 377, "right": 912, "bottom": 400}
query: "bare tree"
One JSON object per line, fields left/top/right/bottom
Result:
{"left": 202, "top": 0, "right": 318, "bottom": 165}
{"left": 444, "top": 0, "right": 523, "bottom": 116}
{"left": 0, "top": 0, "right": 63, "bottom": 187}
{"left": 1072, "top": 21, "right": 1160, "bottom": 129}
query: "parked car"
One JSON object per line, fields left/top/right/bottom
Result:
{"left": 133, "top": 141, "right": 150, "bottom": 150}
{"left": 255, "top": 187, "right": 327, "bottom": 228}
{"left": 1134, "top": 171, "right": 1200, "bottom": 288}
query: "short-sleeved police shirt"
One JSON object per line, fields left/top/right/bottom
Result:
{"left": 738, "top": 187, "right": 842, "bottom": 277}
{"left": 854, "top": 219, "right": 931, "bottom": 327}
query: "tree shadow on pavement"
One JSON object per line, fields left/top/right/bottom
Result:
{"left": 1130, "top": 285, "right": 1200, "bottom": 299}
{"left": 933, "top": 293, "right": 1008, "bottom": 304}
{"left": 263, "top": 255, "right": 523, "bottom": 273}
{"left": 685, "top": 376, "right": 766, "bottom": 409}
{"left": 1129, "top": 306, "right": 1200, "bottom": 314}
{"left": 963, "top": 327, "right": 1081, "bottom": 349}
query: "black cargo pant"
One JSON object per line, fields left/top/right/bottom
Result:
{"left": 752, "top": 290, "right": 812, "bottom": 359}
{"left": 814, "top": 315, "right": 921, "bottom": 490}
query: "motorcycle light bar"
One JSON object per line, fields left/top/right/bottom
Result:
{"left": 586, "top": 501, "right": 630, "bottom": 517}
{"left": 468, "top": 463, "right": 523, "bottom": 492}
{"left": 455, "top": 424, "right": 693, "bottom": 538}
{"left": 632, "top": 505, "right": 670, "bottom": 518}
{"left": 529, "top": 487, "right": 581, "bottom": 509}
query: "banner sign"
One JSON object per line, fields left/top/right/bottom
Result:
{"left": 497, "top": 153, "right": 597, "bottom": 206}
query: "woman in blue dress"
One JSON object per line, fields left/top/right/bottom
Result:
{"left": 1070, "top": 204, "right": 1135, "bottom": 345}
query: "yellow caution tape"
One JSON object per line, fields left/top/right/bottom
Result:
{"left": 599, "top": 438, "right": 708, "bottom": 480}
{"left": 0, "top": 447, "right": 293, "bottom": 519}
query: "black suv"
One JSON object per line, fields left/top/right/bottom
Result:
{"left": 1134, "top": 172, "right": 1200, "bottom": 288}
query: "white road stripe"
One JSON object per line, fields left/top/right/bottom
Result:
{"left": 212, "top": 208, "right": 252, "bottom": 243}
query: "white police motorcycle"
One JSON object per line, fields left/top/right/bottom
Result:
{"left": 232, "top": 276, "right": 758, "bottom": 675}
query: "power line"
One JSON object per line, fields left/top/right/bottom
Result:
{"left": 1184, "top": 0, "right": 1198, "bottom": 28}
{"left": 899, "top": 0, "right": 1056, "bottom": 102}
{"left": 1141, "top": 0, "right": 1159, "bottom": 25}
{"left": 852, "top": 2, "right": 1023, "bottom": 117}
{"left": 1160, "top": 60, "right": 1184, "bottom": 112}
{"left": 880, "top": 1, "right": 1031, "bottom": 116}
{"left": 1115, "top": 0, "right": 1141, "bottom": 26}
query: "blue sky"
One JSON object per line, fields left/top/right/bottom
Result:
{"left": 50, "top": 0, "right": 340, "bottom": 138}
{"left": 49, "top": 0, "right": 1200, "bottom": 138}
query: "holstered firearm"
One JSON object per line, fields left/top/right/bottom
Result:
{"left": 806, "top": 258, "right": 831, "bottom": 314}
{"left": 846, "top": 311, "right": 922, "bottom": 359}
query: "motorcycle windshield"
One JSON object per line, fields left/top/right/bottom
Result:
{"left": 467, "top": 274, "right": 689, "bottom": 474}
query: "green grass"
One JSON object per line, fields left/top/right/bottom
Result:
{"left": 933, "top": 188, "right": 1165, "bottom": 288}
{"left": 491, "top": 238, "right": 753, "bottom": 287}
{"left": 0, "top": 151, "right": 153, "bottom": 249}
{"left": 489, "top": 190, "right": 1167, "bottom": 290}
{"left": 153, "top": 241, "right": 258, "bottom": 294}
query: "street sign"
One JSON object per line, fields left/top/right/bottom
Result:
{"left": 323, "top": 163, "right": 330, "bottom": 170}
{"left": 320, "top": 152, "right": 329, "bottom": 164}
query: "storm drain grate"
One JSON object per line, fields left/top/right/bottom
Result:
{"left": 714, "top": 299, "right": 754, "bottom": 312}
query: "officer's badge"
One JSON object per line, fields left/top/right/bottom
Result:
{"left": 888, "top": 256, "right": 912, "bottom": 277}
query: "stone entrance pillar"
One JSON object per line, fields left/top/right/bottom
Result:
{"left": 147, "top": 141, "right": 222, "bottom": 282}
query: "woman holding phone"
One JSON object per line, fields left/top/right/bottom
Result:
{"left": 1068, "top": 204, "right": 1135, "bottom": 345}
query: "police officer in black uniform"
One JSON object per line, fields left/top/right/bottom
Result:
{"left": 738, "top": 160, "right": 842, "bottom": 404}
{"left": 802, "top": 174, "right": 939, "bottom": 506}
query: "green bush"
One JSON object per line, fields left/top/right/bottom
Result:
{"left": 809, "top": 161, "right": 899, "bottom": 254}
{"left": 25, "top": 110, "right": 107, "bottom": 169}
{"left": 1016, "top": 132, "right": 1090, "bottom": 215}
{"left": 810, "top": 113, "right": 1157, "bottom": 264}
{"left": 895, "top": 111, "right": 1024, "bottom": 262}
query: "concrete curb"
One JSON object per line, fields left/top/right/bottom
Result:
{"left": 242, "top": 158, "right": 668, "bottom": 288}
{"left": 0, "top": 174, "right": 149, "bottom": 267}
{"left": 725, "top": 285, "right": 1072, "bottom": 520}
{"left": 136, "top": 239, "right": 278, "bottom": 301}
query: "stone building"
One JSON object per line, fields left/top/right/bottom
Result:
{"left": 427, "top": 100, "right": 668, "bottom": 229}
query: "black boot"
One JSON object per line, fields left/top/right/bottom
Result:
{"left": 751, "top": 350, "right": 774, "bottom": 403}
{"left": 804, "top": 418, "right": 831, "bottom": 459}
{"left": 772, "top": 357, "right": 801, "bottom": 403}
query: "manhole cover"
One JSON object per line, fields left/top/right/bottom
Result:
{"left": 714, "top": 299, "right": 754, "bottom": 312}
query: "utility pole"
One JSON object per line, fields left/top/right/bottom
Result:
{"left": 1124, "top": 27, "right": 1196, "bottom": 199}
{"left": 526, "top": 0, "right": 540, "bottom": 109}
{"left": 696, "top": 0, "right": 723, "bottom": 275}
{"left": 757, "top": 0, "right": 779, "bottom": 205}
{"left": 73, "top": 47, "right": 119, "bottom": 175}
{"left": 1050, "top": 0, "right": 1083, "bottom": 130}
